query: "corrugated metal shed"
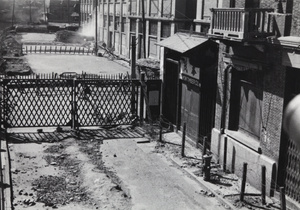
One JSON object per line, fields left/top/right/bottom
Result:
{"left": 156, "top": 32, "right": 209, "bottom": 53}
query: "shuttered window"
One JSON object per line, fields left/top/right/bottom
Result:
{"left": 239, "top": 81, "right": 262, "bottom": 138}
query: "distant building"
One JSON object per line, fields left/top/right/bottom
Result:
{"left": 48, "top": 0, "right": 80, "bottom": 24}
{"left": 81, "top": 0, "right": 196, "bottom": 60}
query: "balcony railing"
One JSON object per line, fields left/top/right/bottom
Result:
{"left": 209, "top": 8, "right": 274, "bottom": 40}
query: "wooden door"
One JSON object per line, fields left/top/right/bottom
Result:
{"left": 181, "top": 82, "right": 200, "bottom": 141}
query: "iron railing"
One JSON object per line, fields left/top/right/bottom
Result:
{"left": 209, "top": 8, "right": 274, "bottom": 40}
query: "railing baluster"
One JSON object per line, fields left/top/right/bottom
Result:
{"left": 209, "top": 8, "right": 274, "bottom": 39}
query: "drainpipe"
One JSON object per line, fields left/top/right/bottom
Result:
{"left": 220, "top": 64, "right": 232, "bottom": 134}
{"left": 217, "top": 64, "right": 232, "bottom": 163}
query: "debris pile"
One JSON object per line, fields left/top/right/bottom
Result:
{"left": 136, "top": 58, "right": 160, "bottom": 78}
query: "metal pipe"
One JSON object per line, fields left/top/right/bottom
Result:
{"left": 95, "top": 0, "right": 98, "bottom": 54}
{"left": 141, "top": 0, "right": 146, "bottom": 58}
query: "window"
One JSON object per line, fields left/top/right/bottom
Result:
{"left": 149, "top": 21, "right": 157, "bottom": 36}
{"left": 229, "top": 69, "right": 263, "bottom": 139}
{"left": 149, "top": 37, "right": 157, "bottom": 57}
{"left": 162, "top": 0, "right": 171, "bottom": 17}
{"left": 139, "top": 0, "right": 147, "bottom": 16}
{"left": 150, "top": 0, "right": 159, "bottom": 16}
{"left": 161, "top": 22, "right": 171, "bottom": 38}
{"left": 130, "top": 19, "right": 136, "bottom": 32}
{"left": 121, "top": 17, "right": 127, "bottom": 32}
{"left": 103, "top": 15, "right": 107, "bottom": 27}
{"left": 115, "top": 16, "right": 120, "bottom": 30}
{"left": 109, "top": 15, "right": 113, "bottom": 27}
{"left": 130, "top": 0, "right": 137, "bottom": 15}
{"left": 239, "top": 81, "right": 262, "bottom": 138}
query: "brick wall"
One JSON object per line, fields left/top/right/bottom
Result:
{"left": 215, "top": 41, "right": 285, "bottom": 162}
{"left": 214, "top": 42, "right": 227, "bottom": 131}
{"left": 261, "top": 46, "right": 286, "bottom": 161}
{"left": 290, "top": 0, "right": 300, "bottom": 36}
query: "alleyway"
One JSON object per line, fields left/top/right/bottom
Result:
{"left": 6, "top": 127, "right": 227, "bottom": 210}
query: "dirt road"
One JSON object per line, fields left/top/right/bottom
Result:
{"left": 9, "top": 129, "right": 227, "bottom": 210}
{"left": 10, "top": 137, "right": 132, "bottom": 210}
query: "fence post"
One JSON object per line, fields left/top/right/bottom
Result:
{"left": 223, "top": 136, "right": 228, "bottom": 172}
{"left": 203, "top": 154, "right": 212, "bottom": 181}
{"left": 240, "top": 162, "right": 248, "bottom": 201}
{"left": 181, "top": 122, "right": 186, "bottom": 157}
{"left": 203, "top": 136, "right": 207, "bottom": 156}
{"left": 72, "top": 78, "right": 78, "bottom": 130}
{"left": 131, "top": 35, "right": 136, "bottom": 79}
{"left": 261, "top": 165, "right": 266, "bottom": 205}
{"left": 139, "top": 73, "right": 145, "bottom": 124}
{"left": 280, "top": 187, "right": 286, "bottom": 210}
{"left": 159, "top": 115, "right": 163, "bottom": 142}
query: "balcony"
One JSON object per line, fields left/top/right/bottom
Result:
{"left": 209, "top": 8, "right": 274, "bottom": 41}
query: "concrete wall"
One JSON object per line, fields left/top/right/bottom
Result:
{"left": 211, "top": 128, "right": 277, "bottom": 196}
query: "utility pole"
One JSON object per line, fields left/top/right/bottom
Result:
{"left": 44, "top": 0, "right": 46, "bottom": 23}
{"left": 141, "top": 0, "right": 146, "bottom": 58}
{"left": 67, "top": 0, "right": 70, "bottom": 24}
{"left": 29, "top": 1, "right": 32, "bottom": 23}
{"left": 11, "top": 0, "right": 15, "bottom": 27}
{"left": 95, "top": 0, "right": 98, "bottom": 55}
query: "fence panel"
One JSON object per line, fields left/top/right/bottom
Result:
{"left": 3, "top": 78, "right": 73, "bottom": 127}
{"left": 75, "top": 79, "right": 139, "bottom": 127}
{"left": 23, "top": 44, "right": 94, "bottom": 55}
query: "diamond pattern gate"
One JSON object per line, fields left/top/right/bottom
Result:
{"left": 2, "top": 76, "right": 139, "bottom": 128}
{"left": 3, "top": 78, "right": 73, "bottom": 127}
{"left": 74, "top": 78, "right": 138, "bottom": 127}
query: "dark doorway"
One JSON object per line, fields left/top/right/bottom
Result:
{"left": 162, "top": 59, "right": 179, "bottom": 125}
{"left": 245, "top": 0, "right": 260, "bottom": 8}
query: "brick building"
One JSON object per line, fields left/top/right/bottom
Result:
{"left": 209, "top": 0, "right": 300, "bottom": 206}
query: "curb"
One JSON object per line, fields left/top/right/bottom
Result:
{"left": 165, "top": 155, "right": 238, "bottom": 210}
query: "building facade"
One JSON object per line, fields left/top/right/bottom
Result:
{"left": 80, "top": 0, "right": 196, "bottom": 59}
{"left": 209, "top": 0, "right": 300, "bottom": 206}
{"left": 157, "top": 0, "right": 219, "bottom": 152}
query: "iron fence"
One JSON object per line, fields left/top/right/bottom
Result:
{"left": 1, "top": 74, "right": 161, "bottom": 129}
{"left": 22, "top": 44, "right": 94, "bottom": 55}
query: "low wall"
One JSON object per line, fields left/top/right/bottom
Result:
{"left": 211, "top": 128, "right": 277, "bottom": 197}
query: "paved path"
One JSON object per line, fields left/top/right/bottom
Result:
{"left": 101, "top": 138, "right": 226, "bottom": 210}
{"left": 25, "top": 54, "right": 130, "bottom": 75}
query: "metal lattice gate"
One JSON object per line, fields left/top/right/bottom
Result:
{"left": 75, "top": 79, "right": 137, "bottom": 127}
{"left": 3, "top": 78, "right": 73, "bottom": 127}
{"left": 285, "top": 139, "right": 300, "bottom": 202}
{"left": 2, "top": 77, "right": 139, "bottom": 128}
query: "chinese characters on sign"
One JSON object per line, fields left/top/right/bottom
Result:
{"left": 180, "top": 57, "right": 201, "bottom": 87}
